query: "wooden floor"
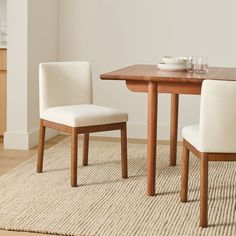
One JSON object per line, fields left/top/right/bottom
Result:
{"left": 0, "top": 135, "right": 67, "bottom": 236}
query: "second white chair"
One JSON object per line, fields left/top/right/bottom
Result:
{"left": 37, "top": 62, "right": 128, "bottom": 187}
{"left": 180, "top": 80, "right": 236, "bottom": 227}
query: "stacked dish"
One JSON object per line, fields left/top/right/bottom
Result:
{"left": 157, "top": 56, "right": 188, "bottom": 71}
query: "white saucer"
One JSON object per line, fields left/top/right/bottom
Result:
{"left": 157, "top": 63, "right": 187, "bottom": 71}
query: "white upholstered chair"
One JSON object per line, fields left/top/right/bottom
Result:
{"left": 37, "top": 62, "right": 128, "bottom": 187}
{"left": 180, "top": 80, "right": 236, "bottom": 227}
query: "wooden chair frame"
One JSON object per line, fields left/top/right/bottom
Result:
{"left": 37, "top": 119, "right": 128, "bottom": 187}
{"left": 180, "top": 139, "right": 236, "bottom": 227}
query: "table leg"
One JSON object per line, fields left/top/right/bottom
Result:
{"left": 147, "top": 81, "right": 158, "bottom": 196}
{"left": 170, "top": 93, "right": 179, "bottom": 166}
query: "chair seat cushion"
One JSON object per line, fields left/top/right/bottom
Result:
{"left": 41, "top": 104, "right": 128, "bottom": 127}
{"left": 182, "top": 125, "right": 200, "bottom": 150}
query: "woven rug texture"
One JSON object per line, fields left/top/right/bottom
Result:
{"left": 0, "top": 138, "right": 235, "bottom": 236}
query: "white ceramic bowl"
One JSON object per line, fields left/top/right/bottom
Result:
{"left": 162, "top": 56, "right": 187, "bottom": 65}
{"left": 157, "top": 63, "right": 187, "bottom": 71}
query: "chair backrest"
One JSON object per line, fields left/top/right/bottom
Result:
{"left": 39, "top": 62, "right": 93, "bottom": 115}
{"left": 199, "top": 80, "right": 236, "bottom": 153}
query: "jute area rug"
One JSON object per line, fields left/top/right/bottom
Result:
{"left": 0, "top": 138, "right": 235, "bottom": 236}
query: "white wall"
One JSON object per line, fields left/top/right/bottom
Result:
{"left": 5, "top": 0, "right": 28, "bottom": 149}
{"left": 4, "top": 0, "right": 236, "bottom": 149}
{"left": 0, "top": 0, "right": 7, "bottom": 22}
{"left": 27, "top": 0, "right": 58, "bottom": 132}
{"left": 58, "top": 0, "right": 236, "bottom": 140}
{"left": 4, "top": 0, "right": 58, "bottom": 149}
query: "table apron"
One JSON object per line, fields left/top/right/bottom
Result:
{"left": 126, "top": 80, "right": 202, "bottom": 95}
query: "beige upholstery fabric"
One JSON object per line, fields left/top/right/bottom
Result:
{"left": 41, "top": 104, "right": 128, "bottom": 127}
{"left": 182, "top": 125, "right": 199, "bottom": 148}
{"left": 182, "top": 80, "right": 236, "bottom": 153}
{"left": 39, "top": 62, "right": 128, "bottom": 126}
{"left": 39, "top": 62, "right": 93, "bottom": 116}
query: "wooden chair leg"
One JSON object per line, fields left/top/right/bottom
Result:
{"left": 180, "top": 141, "right": 189, "bottom": 202}
{"left": 37, "top": 119, "right": 46, "bottom": 173}
{"left": 83, "top": 133, "right": 89, "bottom": 166}
{"left": 71, "top": 128, "right": 78, "bottom": 187}
{"left": 200, "top": 153, "right": 208, "bottom": 228}
{"left": 121, "top": 122, "right": 128, "bottom": 178}
{"left": 170, "top": 93, "right": 179, "bottom": 166}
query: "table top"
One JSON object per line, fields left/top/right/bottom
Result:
{"left": 100, "top": 64, "right": 236, "bottom": 83}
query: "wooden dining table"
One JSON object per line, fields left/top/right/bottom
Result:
{"left": 100, "top": 64, "right": 236, "bottom": 196}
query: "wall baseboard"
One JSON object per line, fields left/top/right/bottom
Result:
{"left": 88, "top": 135, "right": 183, "bottom": 146}
{"left": 92, "top": 122, "right": 184, "bottom": 141}
{"left": 3, "top": 122, "right": 183, "bottom": 150}
{"left": 4, "top": 128, "right": 58, "bottom": 150}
